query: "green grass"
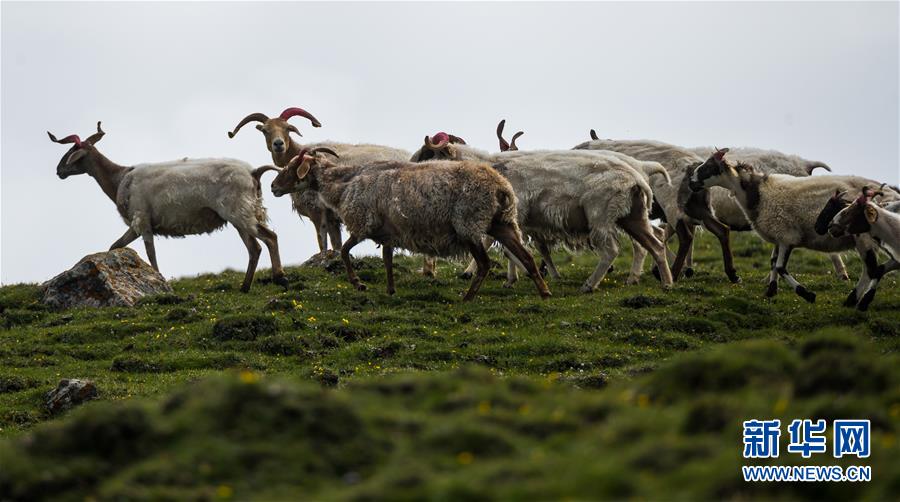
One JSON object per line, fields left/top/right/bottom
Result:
{"left": 1, "top": 232, "right": 898, "bottom": 500}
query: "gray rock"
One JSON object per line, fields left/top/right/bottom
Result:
{"left": 301, "top": 250, "right": 365, "bottom": 273}
{"left": 41, "top": 248, "right": 172, "bottom": 309}
{"left": 45, "top": 379, "right": 98, "bottom": 414}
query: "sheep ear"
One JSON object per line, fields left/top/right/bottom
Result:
{"left": 256, "top": 124, "right": 265, "bottom": 132}
{"left": 296, "top": 158, "right": 312, "bottom": 180}
{"left": 66, "top": 148, "right": 87, "bottom": 166}
{"left": 865, "top": 205, "right": 878, "bottom": 224}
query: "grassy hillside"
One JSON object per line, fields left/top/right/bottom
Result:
{"left": 1, "top": 232, "right": 898, "bottom": 500}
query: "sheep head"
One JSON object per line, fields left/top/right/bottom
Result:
{"left": 228, "top": 107, "right": 322, "bottom": 158}
{"left": 688, "top": 147, "right": 734, "bottom": 192}
{"left": 496, "top": 120, "right": 524, "bottom": 152}
{"left": 412, "top": 132, "right": 466, "bottom": 162}
{"left": 47, "top": 121, "right": 105, "bottom": 179}
{"left": 270, "top": 147, "right": 339, "bottom": 197}
{"left": 828, "top": 187, "right": 881, "bottom": 237}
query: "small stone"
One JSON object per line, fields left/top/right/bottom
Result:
{"left": 45, "top": 379, "right": 98, "bottom": 414}
{"left": 41, "top": 248, "right": 172, "bottom": 309}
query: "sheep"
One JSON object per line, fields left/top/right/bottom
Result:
{"left": 689, "top": 145, "right": 848, "bottom": 280}
{"left": 818, "top": 187, "right": 900, "bottom": 310}
{"left": 410, "top": 132, "right": 675, "bottom": 293}
{"left": 688, "top": 149, "right": 900, "bottom": 303}
{"left": 226, "top": 107, "right": 423, "bottom": 265}
{"left": 261, "top": 147, "right": 551, "bottom": 301}
{"left": 574, "top": 132, "right": 740, "bottom": 285}
{"left": 48, "top": 122, "right": 286, "bottom": 292}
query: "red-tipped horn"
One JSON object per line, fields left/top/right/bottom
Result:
{"left": 47, "top": 132, "right": 82, "bottom": 148}
{"left": 429, "top": 132, "right": 450, "bottom": 149}
{"left": 279, "top": 107, "right": 322, "bottom": 128}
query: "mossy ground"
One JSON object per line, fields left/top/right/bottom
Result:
{"left": 1, "top": 232, "right": 898, "bottom": 500}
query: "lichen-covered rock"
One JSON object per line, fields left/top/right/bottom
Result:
{"left": 301, "top": 250, "right": 366, "bottom": 274}
{"left": 41, "top": 248, "right": 172, "bottom": 309}
{"left": 45, "top": 379, "right": 98, "bottom": 414}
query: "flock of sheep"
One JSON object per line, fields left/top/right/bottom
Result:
{"left": 47, "top": 107, "right": 900, "bottom": 309}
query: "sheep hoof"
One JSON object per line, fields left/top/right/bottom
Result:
{"left": 728, "top": 272, "right": 742, "bottom": 284}
{"left": 354, "top": 282, "right": 367, "bottom": 291}
{"left": 607, "top": 265, "right": 615, "bottom": 274}
{"left": 843, "top": 290, "right": 858, "bottom": 307}
{"left": 837, "top": 273, "right": 850, "bottom": 282}
{"left": 579, "top": 284, "right": 595, "bottom": 294}
{"left": 386, "top": 287, "right": 396, "bottom": 295}
{"left": 458, "top": 271, "right": 473, "bottom": 280}
{"left": 795, "top": 286, "right": 816, "bottom": 303}
{"left": 538, "top": 260, "right": 549, "bottom": 277}
{"left": 683, "top": 267, "right": 694, "bottom": 278}
{"left": 857, "top": 289, "right": 876, "bottom": 311}
{"left": 626, "top": 276, "right": 640, "bottom": 285}
{"left": 502, "top": 281, "right": 516, "bottom": 289}
{"left": 651, "top": 266, "right": 661, "bottom": 282}
{"left": 540, "top": 290, "right": 552, "bottom": 299}
{"left": 422, "top": 270, "right": 436, "bottom": 278}
{"left": 273, "top": 275, "right": 289, "bottom": 287}
{"left": 765, "top": 281, "right": 778, "bottom": 297}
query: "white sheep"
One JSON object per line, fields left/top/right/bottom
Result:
{"left": 411, "top": 133, "right": 674, "bottom": 293}
{"left": 49, "top": 122, "right": 286, "bottom": 292}
{"left": 574, "top": 133, "right": 741, "bottom": 284}
{"left": 822, "top": 188, "right": 900, "bottom": 310}
{"left": 688, "top": 149, "right": 900, "bottom": 303}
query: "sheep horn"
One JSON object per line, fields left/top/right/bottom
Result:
{"left": 86, "top": 121, "right": 105, "bottom": 145}
{"left": 228, "top": 112, "right": 269, "bottom": 138}
{"left": 311, "top": 147, "right": 340, "bottom": 158}
{"left": 832, "top": 189, "right": 848, "bottom": 201}
{"left": 448, "top": 134, "right": 467, "bottom": 145}
{"left": 497, "top": 120, "right": 510, "bottom": 151}
{"left": 590, "top": 129, "right": 599, "bottom": 141}
{"left": 509, "top": 131, "right": 524, "bottom": 151}
{"left": 805, "top": 161, "right": 831, "bottom": 175}
{"left": 427, "top": 132, "right": 450, "bottom": 149}
{"left": 856, "top": 186, "right": 870, "bottom": 205}
{"left": 279, "top": 107, "right": 322, "bottom": 128}
{"left": 47, "top": 132, "right": 82, "bottom": 148}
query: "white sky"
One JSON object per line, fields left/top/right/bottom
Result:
{"left": 2, "top": 1, "right": 898, "bottom": 285}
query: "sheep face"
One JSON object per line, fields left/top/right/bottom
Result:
{"left": 256, "top": 119, "right": 299, "bottom": 155}
{"left": 688, "top": 148, "right": 737, "bottom": 192}
{"left": 410, "top": 133, "right": 465, "bottom": 162}
{"left": 270, "top": 148, "right": 339, "bottom": 197}
{"left": 829, "top": 196, "right": 879, "bottom": 237}
{"left": 48, "top": 122, "right": 105, "bottom": 179}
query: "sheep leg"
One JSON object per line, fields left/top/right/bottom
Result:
{"left": 504, "top": 258, "right": 519, "bottom": 288}
{"left": 684, "top": 239, "right": 695, "bottom": 278}
{"left": 701, "top": 214, "right": 740, "bottom": 283}
{"left": 462, "top": 240, "right": 492, "bottom": 301}
{"left": 325, "top": 211, "right": 343, "bottom": 251}
{"left": 383, "top": 245, "right": 396, "bottom": 295}
{"left": 537, "top": 241, "right": 562, "bottom": 280}
{"left": 460, "top": 237, "right": 493, "bottom": 279}
{"left": 830, "top": 253, "right": 850, "bottom": 281}
{"left": 669, "top": 220, "right": 694, "bottom": 281}
{"left": 490, "top": 224, "right": 550, "bottom": 299}
{"left": 422, "top": 256, "right": 437, "bottom": 278}
{"left": 308, "top": 207, "right": 327, "bottom": 253}
{"left": 775, "top": 245, "right": 816, "bottom": 302}
{"left": 652, "top": 224, "right": 676, "bottom": 281}
{"left": 765, "top": 247, "right": 779, "bottom": 297}
{"left": 236, "top": 229, "right": 261, "bottom": 293}
{"left": 847, "top": 239, "right": 880, "bottom": 309}
{"left": 620, "top": 215, "right": 673, "bottom": 290}
{"left": 109, "top": 228, "right": 139, "bottom": 250}
{"left": 255, "top": 224, "right": 287, "bottom": 287}
{"left": 857, "top": 259, "right": 899, "bottom": 311}
{"left": 142, "top": 233, "right": 160, "bottom": 272}
{"left": 581, "top": 239, "right": 620, "bottom": 293}
{"left": 341, "top": 234, "right": 366, "bottom": 291}
{"left": 628, "top": 237, "right": 647, "bottom": 285}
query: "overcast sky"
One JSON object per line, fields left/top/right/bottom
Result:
{"left": 2, "top": 1, "right": 898, "bottom": 285}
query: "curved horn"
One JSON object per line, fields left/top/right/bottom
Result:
{"left": 47, "top": 132, "right": 82, "bottom": 148}
{"left": 497, "top": 120, "right": 510, "bottom": 151}
{"left": 509, "top": 131, "right": 524, "bottom": 151}
{"left": 228, "top": 112, "right": 270, "bottom": 138}
{"left": 85, "top": 121, "right": 105, "bottom": 145}
{"left": 448, "top": 134, "right": 466, "bottom": 145}
{"left": 590, "top": 129, "right": 599, "bottom": 141}
{"left": 251, "top": 165, "right": 283, "bottom": 181}
{"left": 428, "top": 132, "right": 450, "bottom": 149}
{"left": 832, "top": 189, "right": 848, "bottom": 201}
{"left": 279, "top": 107, "right": 322, "bottom": 128}
{"left": 310, "top": 147, "right": 340, "bottom": 158}
{"left": 856, "top": 186, "right": 870, "bottom": 205}
{"left": 805, "top": 161, "right": 832, "bottom": 175}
